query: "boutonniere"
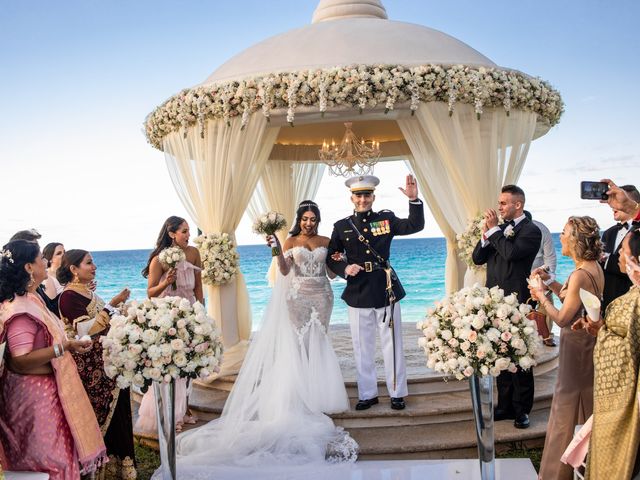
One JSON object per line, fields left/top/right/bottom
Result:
{"left": 504, "top": 225, "right": 515, "bottom": 238}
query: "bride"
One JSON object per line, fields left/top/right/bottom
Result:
{"left": 169, "top": 201, "right": 358, "bottom": 477}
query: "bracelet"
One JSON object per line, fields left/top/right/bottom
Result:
{"left": 104, "top": 303, "right": 119, "bottom": 317}
{"left": 53, "top": 344, "right": 63, "bottom": 358}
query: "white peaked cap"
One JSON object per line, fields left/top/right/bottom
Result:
{"left": 345, "top": 175, "right": 380, "bottom": 193}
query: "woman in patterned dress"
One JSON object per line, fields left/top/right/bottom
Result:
{"left": 58, "top": 249, "right": 136, "bottom": 479}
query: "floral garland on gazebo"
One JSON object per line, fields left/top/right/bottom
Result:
{"left": 145, "top": 64, "right": 563, "bottom": 150}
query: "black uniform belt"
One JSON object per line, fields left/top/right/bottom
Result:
{"left": 358, "top": 261, "right": 386, "bottom": 273}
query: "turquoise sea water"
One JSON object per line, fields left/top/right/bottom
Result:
{"left": 92, "top": 236, "right": 574, "bottom": 330}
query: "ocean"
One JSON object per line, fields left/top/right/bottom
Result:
{"left": 92, "top": 236, "right": 574, "bottom": 330}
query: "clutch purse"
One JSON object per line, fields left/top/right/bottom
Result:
{"left": 524, "top": 293, "right": 551, "bottom": 339}
{"left": 527, "top": 308, "right": 550, "bottom": 339}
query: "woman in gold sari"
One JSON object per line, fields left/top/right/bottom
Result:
{"left": 580, "top": 228, "right": 640, "bottom": 479}
{"left": 57, "top": 249, "right": 136, "bottom": 479}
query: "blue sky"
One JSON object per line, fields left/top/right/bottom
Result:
{"left": 1, "top": 0, "right": 639, "bottom": 250}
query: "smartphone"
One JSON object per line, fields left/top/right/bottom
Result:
{"left": 580, "top": 181, "right": 609, "bottom": 200}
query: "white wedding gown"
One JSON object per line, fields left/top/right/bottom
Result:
{"left": 159, "top": 247, "right": 358, "bottom": 479}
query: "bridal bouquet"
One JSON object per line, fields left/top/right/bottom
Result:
{"left": 252, "top": 211, "right": 287, "bottom": 256}
{"left": 418, "top": 284, "right": 541, "bottom": 380}
{"left": 194, "top": 233, "right": 240, "bottom": 286}
{"left": 102, "top": 296, "right": 223, "bottom": 392}
{"left": 158, "top": 246, "right": 186, "bottom": 288}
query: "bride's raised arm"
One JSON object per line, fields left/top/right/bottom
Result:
{"left": 268, "top": 235, "right": 293, "bottom": 276}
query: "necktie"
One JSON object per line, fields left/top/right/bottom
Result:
{"left": 506, "top": 220, "right": 515, "bottom": 227}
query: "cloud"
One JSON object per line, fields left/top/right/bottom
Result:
{"left": 554, "top": 154, "right": 639, "bottom": 173}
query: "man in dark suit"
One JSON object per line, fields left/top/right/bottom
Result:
{"left": 600, "top": 185, "right": 640, "bottom": 311}
{"left": 472, "top": 185, "right": 541, "bottom": 429}
{"left": 327, "top": 174, "right": 424, "bottom": 411}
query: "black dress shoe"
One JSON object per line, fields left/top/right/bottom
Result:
{"left": 390, "top": 397, "right": 406, "bottom": 410}
{"left": 355, "top": 397, "right": 379, "bottom": 410}
{"left": 514, "top": 413, "right": 530, "bottom": 429}
{"left": 493, "top": 409, "right": 515, "bottom": 421}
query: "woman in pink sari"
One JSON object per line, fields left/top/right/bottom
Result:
{"left": 0, "top": 240, "right": 107, "bottom": 479}
{"left": 135, "top": 216, "right": 203, "bottom": 434}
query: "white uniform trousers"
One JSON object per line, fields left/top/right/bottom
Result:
{"left": 348, "top": 303, "right": 408, "bottom": 400}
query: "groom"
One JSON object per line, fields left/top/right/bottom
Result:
{"left": 327, "top": 174, "right": 424, "bottom": 410}
{"left": 472, "top": 184, "right": 541, "bottom": 429}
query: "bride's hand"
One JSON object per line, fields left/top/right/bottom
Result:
{"left": 266, "top": 235, "right": 281, "bottom": 249}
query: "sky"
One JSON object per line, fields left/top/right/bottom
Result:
{"left": 1, "top": 0, "right": 639, "bottom": 251}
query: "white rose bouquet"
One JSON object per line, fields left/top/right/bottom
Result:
{"left": 102, "top": 296, "right": 223, "bottom": 392}
{"left": 194, "top": 233, "right": 240, "bottom": 286}
{"left": 158, "top": 246, "right": 186, "bottom": 288}
{"left": 418, "top": 284, "right": 541, "bottom": 381}
{"left": 252, "top": 211, "right": 287, "bottom": 256}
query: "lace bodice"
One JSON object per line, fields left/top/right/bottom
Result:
{"left": 284, "top": 246, "right": 329, "bottom": 278}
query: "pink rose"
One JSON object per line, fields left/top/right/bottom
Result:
{"left": 468, "top": 330, "right": 478, "bottom": 343}
{"left": 500, "top": 331, "right": 512, "bottom": 342}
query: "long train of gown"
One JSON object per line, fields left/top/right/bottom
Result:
{"left": 160, "top": 247, "right": 357, "bottom": 478}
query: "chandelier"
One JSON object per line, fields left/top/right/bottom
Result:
{"left": 318, "top": 122, "right": 381, "bottom": 177}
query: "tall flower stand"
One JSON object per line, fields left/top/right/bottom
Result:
{"left": 154, "top": 380, "right": 176, "bottom": 480}
{"left": 469, "top": 374, "right": 495, "bottom": 480}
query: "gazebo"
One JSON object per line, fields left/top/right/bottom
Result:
{"left": 144, "top": 0, "right": 563, "bottom": 367}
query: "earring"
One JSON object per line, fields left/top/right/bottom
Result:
{"left": 27, "top": 272, "right": 35, "bottom": 288}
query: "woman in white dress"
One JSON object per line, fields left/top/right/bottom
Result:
{"left": 169, "top": 201, "right": 357, "bottom": 478}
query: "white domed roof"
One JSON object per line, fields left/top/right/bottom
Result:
{"left": 203, "top": 0, "right": 496, "bottom": 85}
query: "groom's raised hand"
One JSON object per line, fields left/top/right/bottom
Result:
{"left": 398, "top": 174, "right": 418, "bottom": 201}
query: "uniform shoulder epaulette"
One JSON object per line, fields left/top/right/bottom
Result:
{"left": 379, "top": 209, "right": 393, "bottom": 214}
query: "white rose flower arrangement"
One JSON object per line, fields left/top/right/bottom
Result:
{"left": 194, "top": 233, "right": 240, "bottom": 286}
{"left": 456, "top": 213, "right": 487, "bottom": 271}
{"left": 252, "top": 211, "right": 288, "bottom": 256}
{"left": 418, "top": 284, "right": 541, "bottom": 381}
{"left": 456, "top": 214, "right": 507, "bottom": 270}
{"left": 102, "top": 296, "right": 223, "bottom": 392}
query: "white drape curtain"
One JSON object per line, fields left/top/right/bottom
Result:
{"left": 247, "top": 159, "right": 326, "bottom": 284}
{"left": 398, "top": 102, "right": 537, "bottom": 293}
{"left": 162, "top": 114, "right": 280, "bottom": 374}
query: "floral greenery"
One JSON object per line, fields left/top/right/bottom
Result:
{"left": 252, "top": 211, "right": 288, "bottom": 236}
{"left": 194, "top": 233, "right": 240, "bottom": 286}
{"left": 144, "top": 64, "right": 564, "bottom": 150}
{"left": 103, "top": 297, "right": 223, "bottom": 393}
{"left": 418, "top": 284, "right": 542, "bottom": 380}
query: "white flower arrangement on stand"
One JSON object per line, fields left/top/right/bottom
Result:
{"left": 102, "top": 296, "right": 223, "bottom": 393}
{"left": 194, "top": 233, "right": 240, "bottom": 286}
{"left": 418, "top": 284, "right": 541, "bottom": 381}
{"left": 418, "top": 284, "right": 542, "bottom": 480}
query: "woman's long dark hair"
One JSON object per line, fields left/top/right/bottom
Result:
{"left": 629, "top": 229, "right": 640, "bottom": 258}
{"left": 43, "top": 242, "right": 63, "bottom": 267}
{"left": 142, "top": 216, "right": 187, "bottom": 278}
{"left": 0, "top": 240, "right": 41, "bottom": 302}
{"left": 289, "top": 200, "right": 321, "bottom": 236}
{"left": 57, "top": 249, "right": 89, "bottom": 285}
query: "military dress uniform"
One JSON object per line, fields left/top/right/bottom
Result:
{"left": 327, "top": 176, "right": 425, "bottom": 406}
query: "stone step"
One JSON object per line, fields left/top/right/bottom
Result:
{"left": 354, "top": 408, "right": 549, "bottom": 460}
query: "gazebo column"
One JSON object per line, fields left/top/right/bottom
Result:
{"left": 398, "top": 102, "right": 537, "bottom": 293}
{"left": 162, "top": 114, "right": 280, "bottom": 373}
